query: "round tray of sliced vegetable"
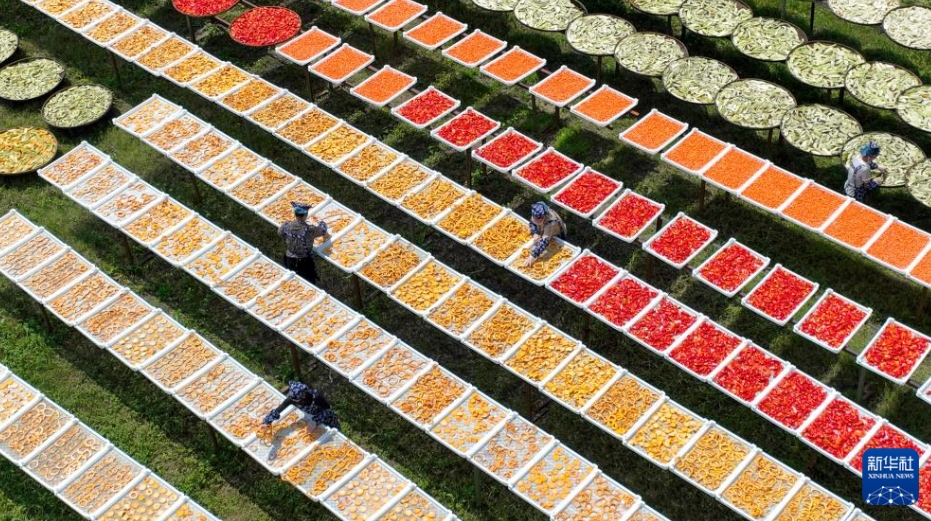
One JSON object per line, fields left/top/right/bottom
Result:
{"left": 786, "top": 41, "right": 865, "bottom": 89}
{"left": 883, "top": 6, "right": 931, "bottom": 50}
{"left": 679, "top": 0, "right": 752, "bottom": 37}
{"left": 630, "top": 0, "right": 684, "bottom": 16}
{"left": 566, "top": 14, "right": 634, "bottom": 56}
{"left": 842, "top": 132, "right": 925, "bottom": 187}
{"left": 514, "top": 0, "right": 585, "bottom": 32}
{"left": 41, "top": 84, "right": 113, "bottom": 129}
{"left": 0, "top": 58, "right": 65, "bottom": 102}
{"left": 731, "top": 18, "right": 805, "bottom": 62}
{"left": 172, "top": 0, "right": 239, "bottom": 18}
{"left": 615, "top": 32, "right": 687, "bottom": 77}
{"left": 716, "top": 78, "right": 795, "bottom": 130}
{"left": 0, "top": 127, "right": 57, "bottom": 175}
{"left": 780, "top": 104, "right": 861, "bottom": 156}
{"left": 230, "top": 7, "right": 301, "bottom": 47}
{"left": 906, "top": 159, "right": 931, "bottom": 207}
{"left": 827, "top": 0, "right": 899, "bottom": 25}
{"left": 0, "top": 28, "right": 17, "bottom": 64}
{"left": 472, "top": 0, "right": 519, "bottom": 11}
{"left": 896, "top": 85, "right": 931, "bottom": 133}
{"left": 844, "top": 61, "right": 920, "bottom": 110}
{"left": 662, "top": 57, "right": 737, "bottom": 105}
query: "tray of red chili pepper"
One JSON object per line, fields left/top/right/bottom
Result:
{"left": 798, "top": 395, "right": 878, "bottom": 464}
{"left": 547, "top": 250, "right": 624, "bottom": 307}
{"left": 709, "top": 344, "right": 790, "bottom": 405}
{"left": 551, "top": 167, "right": 623, "bottom": 219}
{"left": 172, "top": 0, "right": 238, "bottom": 18}
{"left": 914, "top": 464, "right": 931, "bottom": 519}
{"left": 642, "top": 212, "right": 717, "bottom": 269}
{"left": 472, "top": 128, "right": 542, "bottom": 173}
{"left": 741, "top": 264, "right": 819, "bottom": 326}
{"left": 391, "top": 86, "right": 460, "bottom": 130}
{"left": 753, "top": 370, "right": 830, "bottom": 432}
{"left": 793, "top": 290, "right": 871, "bottom": 353}
{"left": 666, "top": 319, "right": 746, "bottom": 381}
{"left": 229, "top": 7, "right": 301, "bottom": 48}
{"left": 512, "top": 147, "right": 584, "bottom": 193}
{"left": 692, "top": 239, "right": 769, "bottom": 298}
{"left": 845, "top": 421, "right": 929, "bottom": 476}
{"left": 586, "top": 274, "right": 663, "bottom": 331}
{"left": 626, "top": 297, "right": 702, "bottom": 353}
{"left": 857, "top": 318, "right": 931, "bottom": 385}
{"left": 430, "top": 107, "right": 499, "bottom": 152}
{"left": 593, "top": 189, "right": 664, "bottom": 243}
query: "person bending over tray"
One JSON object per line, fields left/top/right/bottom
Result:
{"left": 524, "top": 201, "right": 567, "bottom": 268}
{"left": 262, "top": 380, "right": 340, "bottom": 429}
{"left": 844, "top": 141, "right": 887, "bottom": 203}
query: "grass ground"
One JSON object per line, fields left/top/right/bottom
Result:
{"left": 2, "top": 0, "right": 931, "bottom": 520}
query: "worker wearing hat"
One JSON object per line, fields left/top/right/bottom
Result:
{"left": 845, "top": 141, "right": 887, "bottom": 203}
{"left": 524, "top": 202, "right": 567, "bottom": 267}
{"left": 278, "top": 202, "right": 327, "bottom": 285}
{"left": 262, "top": 380, "right": 340, "bottom": 429}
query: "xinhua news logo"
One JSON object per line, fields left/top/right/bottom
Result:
{"left": 862, "top": 448, "right": 920, "bottom": 506}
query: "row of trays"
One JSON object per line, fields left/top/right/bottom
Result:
{"left": 0, "top": 362, "right": 221, "bottom": 521}
{"left": 115, "top": 95, "right": 888, "bottom": 521}
{"left": 27, "top": 140, "right": 680, "bottom": 520}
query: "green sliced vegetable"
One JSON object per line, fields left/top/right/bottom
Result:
{"left": 780, "top": 104, "right": 861, "bottom": 156}
{"left": 827, "top": 0, "right": 899, "bottom": 25}
{"left": 716, "top": 79, "right": 795, "bottom": 129}
{"left": 0, "top": 127, "right": 57, "bottom": 175}
{"left": 514, "top": 0, "right": 583, "bottom": 31}
{"left": 630, "top": 0, "right": 684, "bottom": 16}
{"left": 896, "top": 86, "right": 931, "bottom": 133}
{"left": 0, "top": 58, "right": 64, "bottom": 101}
{"left": 615, "top": 32, "right": 687, "bottom": 77}
{"left": 679, "top": 0, "right": 752, "bottom": 37}
{"left": 566, "top": 14, "right": 634, "bottom": 56}
{"left": 42, "top": 85, "right": 113, "bottom": 128}
{"left": 471, "top": 0, "right": 519, "bottom": 11}
{"left": 731, "top": 18, "right": 804, "bottom": 61}
{"left": 0, "top": 28, "right": 17, "bottom": 64}
{"left": 662, "top": 57, "right": 737, "bottom": 104}
{"left": 787, "top": 42, "right": 864, "bottom": 89}
{"left": 842, "top": 132, "right": 924, "bottom": 187}
{"left": 845, "top": 62, "right": 919, "bottom": 109}
{"left": 907, "top": 159, "right": 931, "bottom": 207}
{"left": 884, "top": 6, "right": 931, "bottom": 50}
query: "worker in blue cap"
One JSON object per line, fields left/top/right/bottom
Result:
{"left": 262, "top": 380, "right": 340, "bottom": 429}
{"left": 524, "top": 201, "right": 567, "bottom": 267}
{"left": 844, "top": 141, "right": 887, "bottom": 203}
{"left": 278, "top": 201, "right": 328, "bottom": 285}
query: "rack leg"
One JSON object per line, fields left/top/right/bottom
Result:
{"left": 38, "top": 303, "right": 52, "bottom": 329}
{"left": 581, "top": 313, "right": 591, "bottom": 343}
{"left": 531, "top": 95, "right": 537, "bottom": 111}
{"left": 917, "top": 287, "right": 928, "bottom": 318}
{"left": 472, "top": 466, "right": 483, "bottom": 504}
{"left": 305, "top": 68, "right": 315, "bottom": 101}
{"left": 596, "top": 55, "right": 603, "bottom": 84}
{"left": 809, "top": 2, "right": 815, "bottom": 34}
{"left": 780, "top": 0, "right": 786, "bottom": 18}
{"left": 207, "top": 424, "right": 220, "bottom": 451}
{"left": 465, "top": 151, "right": 473, "bottom": 188}
{"left": 186, "top": 16, "right": 196, "bottom": 42}
{"left": 120, "top": 234, "right": 135, "bottom": 266}
{"left": 189, "top": 173, "right": 203, "bottom": 204}
{"left": 699, "top": 180, "right": 706, "bottom": 211}
{"left": 856, "top": 366, "right": 867, "bottom": 402}
{"left": 368, "top": 23, "right": 378, "bottom": 58}
{"left": 108, "top": 52, "right": 122, "bottom": 89}
{"left": 838, "top": 87, "right": 845, "bottom": 104}
{"left": 290, "top": 344, "right": 303, "bottom": 380}
{"left": 352, "top": 274, "right": 364, "bottom": 309}
{"left": 524, "top": 383, "right": 533, "bottom": 418}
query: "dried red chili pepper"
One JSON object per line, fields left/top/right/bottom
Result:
{"left": 550, "top": 254, "right": 618, "bottom": 303}
{"left": 801, "top": 398, "right": 875, "bottom": 459}
{"left": 696, "top": 243, "right": 765, "bottom": 294}
{"left": 475, "top": 131, "right": 539, "bottom": 169}
{"left": 797, "top": 294, "right": 867, "bottom": 350}
{"left": 395, "top": 88, "right": 457, "bottom": 126}
{"left": 596, "top": 192, "right": 662, "bottom": 240}
{"left": 589, "top": 276, "right": 658, "bottom": 328}
{"left": 745, "top": 267, "right": 816, "bottom": 322}
{"left": 850, "top": 425, "right": 925, "bottom": 473}
{"left": 434, "top": 109, "right": 497, "bottom": 149}
{"left": 553, "top": 170, "right": 619, "bottom": 214}
{"left": 514, "top": 150, "right": 580, "bottom": 189}
{"left": 712, "top": 345, "right": 784, "bottom": 402}
{"left": 668, "top": 321, "right": 742, "bottom": 376}
{"left": 173, "top": 0, "right": 238, "bottom": 17}
{"left": 230, "top": 7, "right": 300, "bottom": 47}
{"left": 647, "top": 215, "right": 713, "bottom": 265}
{"left": 756, "top": 371, "right": 827, "bottom": 429}
{"left": 627, "top": 298, "right": 698, "bottom": 352}
{"left": 862, "top": 322, "right": 931, "bottom": 380}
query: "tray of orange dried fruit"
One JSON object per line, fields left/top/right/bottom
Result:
{"left": 76, "top": 291, "right": 154, "bottom": 345}
{"left": 0, "top": 373, "right": 41, "bottom": 430}
{"left": 206, "top": 381, "right": 282, "bottom": 446}
{"left": 0, "top": 210, "right": 39, "bottom": 255}
{"left": 173, "top": 356, "right": 257, "bottom": 418}
{"left": 19, "top": 249, "right": 94, "bottom": 303}
{"left": 669, "top": 424, "right": 754, "bottom": 495}
{"left": 0, "top": 230, "right": 67, "bottom": 280}
{"left": 510, "top": 443, "right": 596, "bottom": 515}
{"left": 152, "top": 216, "right": 223, "bottom": 265}
{"left": 56, "top": 445, "right": 145, "bottom": 517}
{"left": 502, "top": 324, "right": 580, "bottom": 384}
{"left": 67, "top": 163, "right": 137, "bottom": 209}
{"left": 356, "top": 237, "right": 430, "bottom": 290}
{"left": 425, "top": 278, "right": 500, "bottom": 338}
{"left": 246, "top": 275, "right": 323, "bottom": 329}
{"left": 161, "top": 499, "right": 224, "bottom": 521}
{"left": 93, "top": 179, "right": 164, "bottom": 227}
{"left": 506, "top": 237, "right": 580, "bottom": 286}
{"left": 322, "top": 457, "right": 412, "bottom": 521}
{"left": 105, "top": 310, "right": 187, "bottom": 369}
{"left": 539, "top": 348, "right": 619, "bottom": 412}
{"left": 371, "top": 487, "right": 455, "bottom": 521}
{"left": 435, "top": 192, "right": 505, "bottom": 245}
{"left": 139, "top": 332, "right": 223, "bottom": 394}
{"left": 243, "top": 407, "right": 329, "bottom": 474}
{"left": 389, "top": 366, "right": 470, "bottom": 428}
{"left": 317, "top": 220, "right": 392, "bottom": 272}
{"left": 625, "top": 399, "right": 707, "bottom": 469}
{"left": 398, "top": 177, "right": 468, "bottom": 224}
{"left": 470, "top": 210, "right": 533, "bottom": 266}
{"left": 0, "top": 397, "right": 73, "bottom": 465}
{"left": 469, "top": 416, "right": 555, "bottom": 486}
{"left": 20, "top": 420, "right": 108, "bottom": 490}
{"left": 387, "top": 259, "right": 462, "bottom": 315}
{"left": 44, "top": 270, "right": 124, "bottom": 326}
{"left": 462, "top": 300, "right": 540, "bottom": 362}
{"left": 121, "top": 197, "right": 193, "bottom": 246}
{"left": 214, "top": 255, "right": 288, "bottom": 309}
{"left": 95, "top": 474, "right": 185, "bottom": 521}
{"left": 316, "top": 319, "right": 394, "bottom": 377}
{"left": 112, "top": 94, "right": 182, "bottom": 138}
{"left": 227, "top": 163, "right": 298, "bottom": 210}
{"left": 281, "top": 432, "right": 368, "bottom": 500}
{"left": 429, "top": 389, "right": 511, "bottom": 456}
{"left": 551, "top": 472, "right": 642, "bottom": 521}
{"left": 351, "top": 341, "right": 430, "bottom": 403}
{"left": 581, "top": 373, "right": 665, "bottom": 442}
{"left": 280, "top": 296, "right": 360, "bottom": 352}
{"left": 39, "top": 142, "right": 109, "bottom": 190}
{"left": 183, "top": 234, "right": 258, "bottom": 286}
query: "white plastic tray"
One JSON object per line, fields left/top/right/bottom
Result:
{"left": 430, "top": 107, "right": 501, "bottom": 152}
{"left": 642, "top": 212, "right": 718, "bottom": 270}
{"left": 550, "top": 167, "right": 623, "bottom": 219}
{"left": 504, "top": 237, "right": 581, "bottom": 287}
{"left": 479, "top": 46, "right": 546, "bottom": 87}
{"left": 38, "top": 142, "right": 111, "bottom": 191}
{"left": 584, "top": 273, "right": 664, "bottom": 332}
{"left": 391, "top": 86, "right": 461, "bottom": 130}
{"left": 569, "top": 85, "right": 638, "bottom": 127}
{"left": 741, "top": 264, "right": 819, "bottom": 327}
{"left": 511, "top": 147, "right": 584, "bottom": 194}
{"left": 691, "top": 238, "right": 771, "bottom": 298}
{"left": 660, "top": 129, "right": 731, "bottom": 176}
{"left": 619, "top": 109, "right": 689, "bottom": 155}
{"left": 441, "top": 29, "right": 506, "bottom": 68}
{"left": 793, "top": 289, "right": 872, "bottom": 353}
{"left": 857, "top": 317, "right": 931, "bottom": 385}
{"left": 350, "top": 65, "right": 417, "bottom": 107}
{"left": 365, "top": 0, "right": 428, "bottom": 32}
{"left": 274, "top": 27, "right": 341, "bottom": 66}
{"left": 472, "top": 127, "right": 542, "bottom": 174}
{"left": 529, "top": 66, "right": 596, "bottom": 108}
{"left": 402, "top": 11, "right": 467, "bottom": 51}
{"left": 308, "top": 44, "right": 375, "bottom": 86}
{"left": 593, "top": 189, "right": 665, "bottom": 243}
{"left": 797, "top": 395, "right": 879, "bottom": 465}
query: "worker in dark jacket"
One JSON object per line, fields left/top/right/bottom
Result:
{"left": 524, "top": 202, "right": 567, "bottom": 267}
{"left": 262, "top": 381, "right": 340, "bottom": 429}
{"left": 278, "top": 202, "right": 327, "bottom": 285}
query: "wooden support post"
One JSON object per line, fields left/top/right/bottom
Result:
{"left": 581, "top": 313, "right": 591, "bottom": 343}
{"left": 120, "top": 234, "right": 135, "bottom": 266}
{"left": 305, "top": 68, "right": 314, "bottom": 101}
{"left": 553, "top": 106, "right": 561, "bottom": 127}
{"left": 37, "top": 303, "right": 52, "bottom": 329}
{"left": 780, "top": 0, "right": 787, "bottom": 19}
{"left": 666, "top": 15, "right": 673, "bottom": 35}
{"left": 465, "top": 149, "right": 474, "bottom": 188}
{"left": 108, "top": 52, "right": 122, "bottom": 89}
{"left": 724, "top": 191, "right": 731, "bottom": 203}
{"left": 352, "top": 274, "right": 363, "bottom": 309}
{"left": 393, "top": 31, "right": 399, "bottom": 57}
{"left": 917, "top": 287, "right": 928, "bottom": 318}
{"left": 472, "top": 465, "right": 483, "bottom": 504}
{"left": 207, "top": 424, "right": 220, "bottom": 451}
{"left": 531, "top": 95, "right": 537, "bottom": 111}
{"left": 524, "top": 383, "right": 533, "bottom": 419}
{"left": 809, "top": 2, "right": 816, "bottom": 34}
{"left": 699, "top": 180, "right": 706, "bottom": 211}
{"left": 290, "top": 344, "right": 303, "bottom": 380}
{"left": 838, "top": 87, "right": 845, "bottom": 105}
{"left": 190, "top": 172, "right": 203, "bottom": 204}
{"left": 596, "top": 55, "right": 603, "bottom": 84}
{"left": 856, "top": 366, "right": 867, "bottom": 402}
{"left": 186, "top": 16, "right": 196, "bottom": 42}
{"left": 368, "top": 23, "right": 378, "bottom": 58}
